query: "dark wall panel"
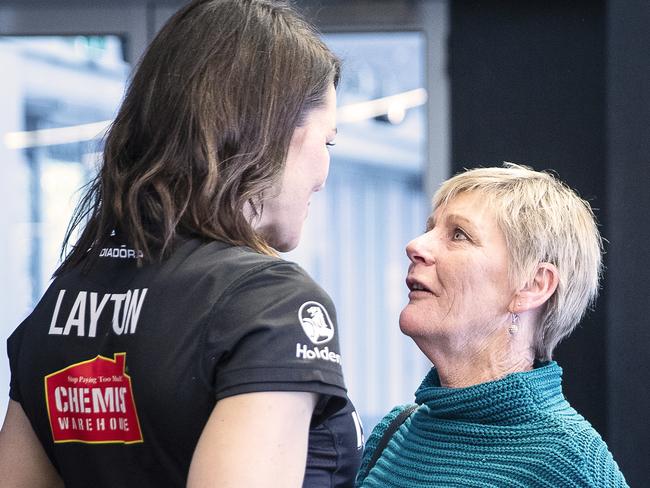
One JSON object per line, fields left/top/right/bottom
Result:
{"left": 450, "top": 0, "right": 650, "bottom": 482}
{"left": 606, "top": 0, "right": 650, "bottom": 485}
{"left": 450, "top": 0, "right": 607, "bottom": 435}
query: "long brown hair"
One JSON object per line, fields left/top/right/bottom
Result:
{"left": 56, "top": 0, "right": 340, "bottom": 275}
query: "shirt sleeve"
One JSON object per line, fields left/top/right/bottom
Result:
{"left": 202, "top": 260, "right": 347, "bottom": 423}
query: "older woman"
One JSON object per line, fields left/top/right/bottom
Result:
{"left": 356, "top": 164, "right": 628, "bottom": 487}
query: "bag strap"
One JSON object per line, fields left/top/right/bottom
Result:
{"left": 365, "top": 404, "right": 418, "bottom": 475}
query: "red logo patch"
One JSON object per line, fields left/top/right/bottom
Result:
{"left": 44, "top": 353, "right": 143, "bottom": 444}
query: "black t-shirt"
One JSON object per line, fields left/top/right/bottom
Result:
{"left": 7, "top": 238, "right": 362, "bottom": 487}
{"left": 306, "top": 397, "right": 364, "bottom": 487}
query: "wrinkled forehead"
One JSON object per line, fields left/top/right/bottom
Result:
{"left": 429, "top": 189, "right": 498, "bottom": 223}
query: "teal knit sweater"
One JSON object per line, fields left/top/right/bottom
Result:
{"left": 356, "top": 362, "right": 628, "bottom": 487}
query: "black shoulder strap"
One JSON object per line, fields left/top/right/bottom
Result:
{"left": 365, "top": 404, "right": 418, "bottom": 475}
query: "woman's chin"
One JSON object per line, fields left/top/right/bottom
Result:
{"left": 399, "top": 307, "right": 423, "bottom": 337}
{"left": 400, "top": 306, "right": 446, "bottom": 340}
{"left": 273, "top": 237, "right": 299, "bottom": 253}
{"left": 261, "top": 223, "right": 303, "bottom": 253}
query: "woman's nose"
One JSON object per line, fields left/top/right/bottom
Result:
{"left": 405, "top": 231, "right": 436, "bottom": 265}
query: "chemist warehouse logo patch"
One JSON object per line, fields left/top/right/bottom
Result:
{"left": 296, "top": 301, "right": 341, "bottom": 364}
{"left": 44, "top": 353, "right": 143, "bottom": 444}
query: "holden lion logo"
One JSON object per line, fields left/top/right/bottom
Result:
{"left": 298, "top": 301, "right": 334, "bottom": 345}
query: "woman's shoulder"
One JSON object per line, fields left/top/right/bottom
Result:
{"left": 549, "top": 409, "right": 629, "bottom": 487}
{"left": 368, "top": 404, "right": 418, "bottom": 440}
{"left": 167, "top": 239, "right": 321, "bottom": 292}
{"left": 356, "top": 404, "right": 418, "bottom": 486}
{"left": 569, "top": 419, "right": 629, "bottom": 486}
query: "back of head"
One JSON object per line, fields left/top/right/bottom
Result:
{"left": 58, "top": 0, "right": 340, "bottom": 273}
{"left": 433, "top": 163, "right": 603, "bottom": 360}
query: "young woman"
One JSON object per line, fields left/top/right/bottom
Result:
{"left": 0, "top": 1, "right": 361, "bottom": 486}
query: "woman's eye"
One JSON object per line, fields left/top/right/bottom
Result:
{"left": 326, "top": 142, "right": 336, "bottom": 147}
{"left": 452, "top": 229, "right": 468, "bottom": 241}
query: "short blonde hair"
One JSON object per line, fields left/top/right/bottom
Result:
{"left": 433, "top": 163, "right": 603, "bottom": 360}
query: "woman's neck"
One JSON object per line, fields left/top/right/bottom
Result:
{"left": 415, "top": 326, "right": 535, "bottom": 388}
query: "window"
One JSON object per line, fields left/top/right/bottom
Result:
{"left": 0, "top": 35, "right": 129, "bottom": 416}
{"left": 284, "top": 32, "right": 431, "bottom": 429}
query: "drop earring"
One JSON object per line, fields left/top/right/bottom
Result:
{"left": 509, "top": 313, "right": 519, "bottom": 334}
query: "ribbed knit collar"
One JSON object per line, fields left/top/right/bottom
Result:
{"left": 414, "top": 361, "right": 568, "bottom": 425}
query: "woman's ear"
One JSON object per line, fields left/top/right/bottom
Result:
{"left": 510, "top": 262, "right": 559, "bottom": 313}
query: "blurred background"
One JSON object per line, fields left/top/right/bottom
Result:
{"left": 1, "top": 0, "right": 648, "bottom": 484}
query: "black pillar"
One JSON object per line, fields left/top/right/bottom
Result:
{"left": 450, "top": 1, "right": 650, "bottom": 483}
{"left": 449, "top": 0, "right": 607, "bottom": 435}
{"left": 606, "top": 0, "right": 650, "bottom": 485}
